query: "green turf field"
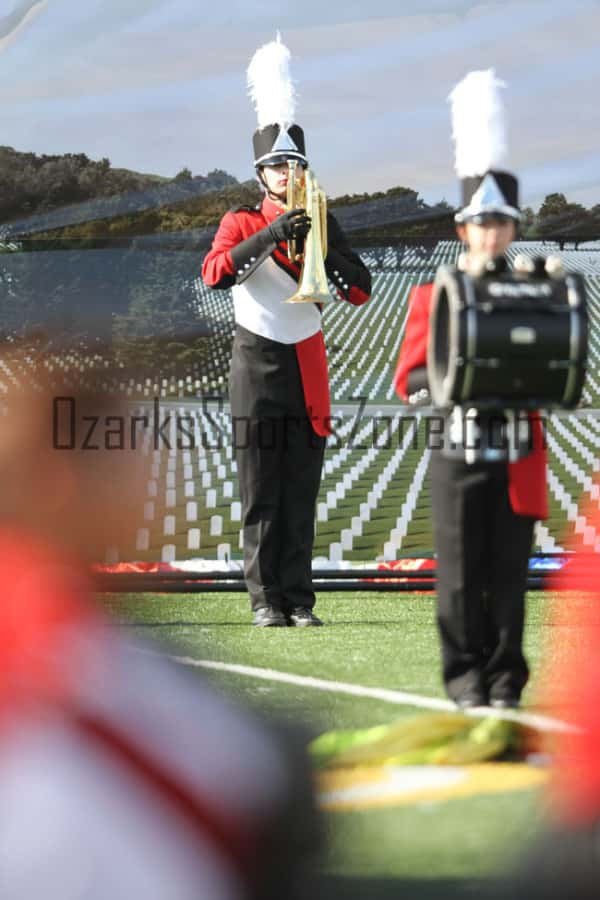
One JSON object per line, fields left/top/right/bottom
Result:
{"left": 101, "top": 590, "right": 560, "bottom": 899}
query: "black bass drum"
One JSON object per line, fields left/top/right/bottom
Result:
{"left": 426, "top": 263, "right": 588, "bottom": 409}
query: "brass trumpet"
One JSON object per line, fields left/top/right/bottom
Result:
{"left": 284, "top": 160, "right": 333, "bottom": 304}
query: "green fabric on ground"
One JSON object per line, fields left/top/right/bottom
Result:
{"left": 310, "top": 712, "right": 517, "bottom": 767}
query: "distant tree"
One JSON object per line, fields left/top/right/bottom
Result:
{"left": 519, "top": 206, "right": 536, "bottom": 237}
{"left": 535, "top": 193, "right": 590, "bottom": 236}
{"left": 0, "top": 147, "right": 179, "bottom": 224}
{"left": 173, "top": 167, "right": 193, "bottom": 183}
{"left": 329, "top": 185, "right": 422, "bottom": 209}
{"left": 538, "top": 193, "right": 568, "bottom": 219}
{"left": 588, "top": 204, "right": 600, "bottom": 231}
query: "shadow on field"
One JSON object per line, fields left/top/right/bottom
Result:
{"left": 325, "top": 619, "right": 415, "bottom": 627}
{"left": 109, "top": 621, "right": 250, "bottom": 628}
{"left": 317, "top": 875, "right": 496, "bottom": 899}
{"left": 111, "top": 619, "right": 421, "bottom": 628}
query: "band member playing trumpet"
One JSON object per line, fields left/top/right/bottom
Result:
{"left": 395, "top": 70, "right": 547, "bottom": 708}
{"left": 203, "top": 35, "right": 371, "bottom": 627}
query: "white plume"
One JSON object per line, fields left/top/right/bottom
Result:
{"left": 247, "top": 33, "right": 297, "bottom": 129}
{"left": 449, "top": 69, "right": 508, "bottom": 178}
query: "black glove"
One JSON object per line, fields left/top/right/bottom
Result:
{"left": 268, "top": 208, "right": 311, "bottom": 243}
{"left": 230, "top": 210, "right": 312, "bottom": 285}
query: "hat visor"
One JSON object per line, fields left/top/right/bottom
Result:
{"left": 255, "top": 150, "right": 308, "bottom": 167}
{"left": 455, "top": 203, "right": 521, "bottom": 225}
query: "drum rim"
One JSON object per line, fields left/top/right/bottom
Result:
{"left": 562, "top": 273, "right": 588, "bottom": 408}
{"left": 427, "top": 265, "right": 466, "bottom": 407}
{"left": 427, "top": 265, "right": 588, "bottom": 410}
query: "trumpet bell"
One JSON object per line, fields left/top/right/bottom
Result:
{"left": 283, "top": 279, "right": 332, "bottom": 304}
{"left": 285, "top": 169, "right": 334, "bottom": 304}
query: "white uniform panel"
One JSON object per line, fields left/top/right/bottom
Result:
{"left": 232, "top": 257, "right": 321, "bottom": 344}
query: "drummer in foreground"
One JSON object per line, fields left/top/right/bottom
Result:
{"left": 394, "top": 70, "right": 548, "bottom": 710}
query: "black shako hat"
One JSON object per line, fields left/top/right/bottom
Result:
{"left": 456, "top": 170, "right": 520, "bottom": 224}
{"left": 247, "top": 35, "right": 309, "bottom": 170}
{"left": 449, "top": 70, "right": 520, "bottom": 224}
{"left": 252, "top": 123, "right": 308, "bottom": 168}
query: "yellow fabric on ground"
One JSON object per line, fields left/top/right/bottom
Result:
{"left": 318, "top": 762, "right": 548, "bottom": 810}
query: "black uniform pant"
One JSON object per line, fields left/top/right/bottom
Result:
{"left": 430, "top": 450, "right": 535, "bottom": 702}
{"left": 229, "top": 325, "right": 325, "bottom": 613}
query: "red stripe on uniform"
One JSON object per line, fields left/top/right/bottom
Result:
{"left": 73, "top": 712, "right": 261, "bottom": 885}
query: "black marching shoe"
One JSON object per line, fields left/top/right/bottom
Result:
{"left": 288, "top": 607, "right": 323, "bottom": 627}
{"left": 253, "top": 606, "right": 288, "bottom": 627}
{"left": 490, "top": 697, "right": 520, "bottom": 709}
{"left": 455, "top": 693, "right": 488, "bottom": 710}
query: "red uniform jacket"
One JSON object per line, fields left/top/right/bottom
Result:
{"left": 0, "top": 529, "right": 314, "bottom": 891}
{"left": 202, "top": 196, "right": 371, "bottom": 436}
{"left": 545, "top": 503, "right": 600, "bottom": 826}
{"left": 394, "top": 283, "right": 548, "bottom": 520}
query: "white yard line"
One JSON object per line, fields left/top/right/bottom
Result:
{"left": 165, "top": 654, "right": 577, "bottom": 735}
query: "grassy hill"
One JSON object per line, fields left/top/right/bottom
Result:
{"left": 3, "top": 145, "right": 598, "bottom": 243}
{"left": 0, "top": 146, "right": 240, "bottom": 236}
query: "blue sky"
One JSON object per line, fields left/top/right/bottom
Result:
{"left": 1, "top": 0, "right": 600, "bottom": 209}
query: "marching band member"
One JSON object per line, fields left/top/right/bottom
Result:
{"left": 395, "top": 71, "right": 547, "bottom": 709}
{"left": 203, "top": 36, "right": 371, "bottom": 627}
{"left": 0, "top": 377, "right": 318, "bottom": 900}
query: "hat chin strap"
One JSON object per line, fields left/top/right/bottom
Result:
{"left": 256, "top": 169, "right": 285, "bottom": 204}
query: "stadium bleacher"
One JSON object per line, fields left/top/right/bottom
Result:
{"left": 1, "top": 240, "right": 599, "bottom": 563}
